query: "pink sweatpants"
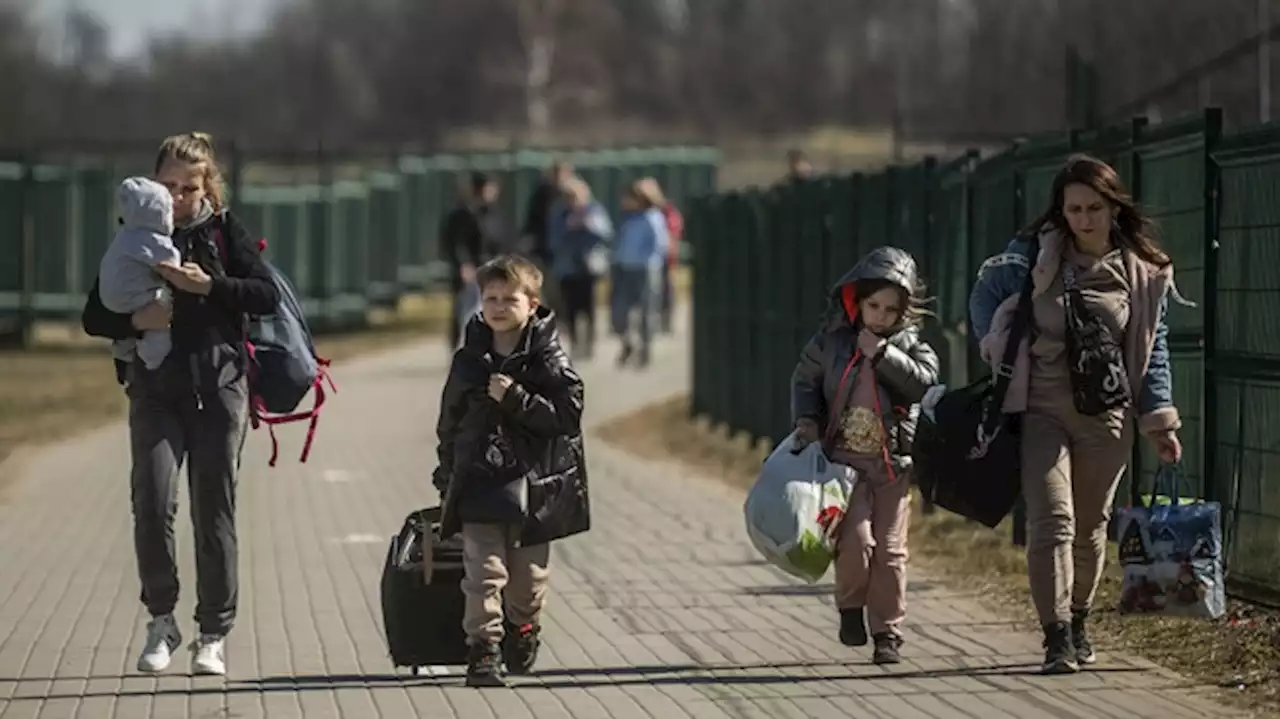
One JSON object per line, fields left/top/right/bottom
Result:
{"left": 833, "top": 457, "right": 910, "bottom": 637}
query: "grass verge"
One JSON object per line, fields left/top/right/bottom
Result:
{"left": 595, "top": 394, "right": 1280, "bottom": 718}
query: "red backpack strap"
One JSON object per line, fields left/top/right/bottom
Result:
{"left": 250, "top": 359, "right": 337, "bottom": 467}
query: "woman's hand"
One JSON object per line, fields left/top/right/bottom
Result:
{"left": 1150, "top": 430, "right": 1183, "bottom": 464}
{"left": 130, "top": 301, "right": 172, "bottom": 331}
{"left": 157, "top": 262, "right": 213, "bottom": 296}
{"left": 793, "top": 417, "right": 820, "bottom": 450}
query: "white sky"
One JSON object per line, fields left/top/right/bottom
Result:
{"left": 38, "top": 0, "right": 277, "bottom": 59}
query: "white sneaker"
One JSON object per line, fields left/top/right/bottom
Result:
{"left": 191, "top": 634, "right": 227, "bottom": 676}
{"left": 136, "top": 614, "right": 182, "bottom": 673}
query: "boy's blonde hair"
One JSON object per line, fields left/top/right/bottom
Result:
{"left": 476, "top": 254, "right": 543, "bottom": 301}
{"left": 154, "top": 132, "right": 226, "bottom": 210}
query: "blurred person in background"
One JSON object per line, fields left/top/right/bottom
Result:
{"left": 521, "top": 159, "right": 574, "bottom": 265}
{"left": 547, "top": 176, "right": 612, "bottom": 359}
{"left": 637, "top": 177, "right": 684, "bottom": 334}
{"left": 521, "top": 160, "right": 574, "bottom": 315}
{"left": 786, "top": 149, "right": 813, "bottom": 183}
{"left": 610, "top": 179, "right": 669, "bottom": 368}
{"left": 441, "top": 172, "right": 508, "bottom": 350}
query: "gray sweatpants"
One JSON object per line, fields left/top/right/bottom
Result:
{"left": 126, "top": 343, "right": 249, "bottom": 637}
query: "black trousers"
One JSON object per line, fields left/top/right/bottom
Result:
{"left": 559, "top": 275, "right": 598, "bottom": 355}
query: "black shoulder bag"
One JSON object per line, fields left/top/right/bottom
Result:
{"left": 1062, "top": 263, "right": 1132, "bottom": 415}
{"left": 911, "top": 244, "right": 1037, "bottom": 528}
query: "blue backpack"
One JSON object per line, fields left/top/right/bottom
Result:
{"left": 216, "top": 228, "right": 336, "bottom": 466}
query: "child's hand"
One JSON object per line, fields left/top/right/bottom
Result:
{"left": 858, "top": 328, "right": 885, "bottom": 359}
{"left": 488, "top": 373, "right": 515, "bottom": 402}
{"left": 793, "top": 417, "right": 820, "bottom": 449}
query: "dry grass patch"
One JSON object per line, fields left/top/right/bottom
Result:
{"left": 595, "top": 394, "right": 1280, "bottom": 718}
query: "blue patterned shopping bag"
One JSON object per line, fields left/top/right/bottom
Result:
{"left": 1115, "top": 463, "right": 1225, "bottom": 619}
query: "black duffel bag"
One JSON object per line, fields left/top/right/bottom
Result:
{"left": 912, "top": 256, "right": 1035, "bottom": 529}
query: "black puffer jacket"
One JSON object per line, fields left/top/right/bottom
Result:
{"left": 790, "top": 246, "right": 940, "bottom": 470}
{"left": 434, "top": 306, "right": 590, "bottom": 545}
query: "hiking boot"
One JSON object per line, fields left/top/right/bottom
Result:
{"left": 871, "top": 633, "right": 904, "bottom": 665}
{"left": 465, "top": 642, "right": 506, "bottom": 688}
{"left": 502, "top": 622, "right": 542, "bottom": 675}
{"left": 191, "top": 634, "right": 227, "bottom": 676}
{"left": 838, "top": 608, "right": 868, "bottom": 647}
{"left": 1071, "top": 609, "right": 1096, "bottom": 666}
{"left": 1041, "top": 621, "right": 1080, "bottom": 675}
{"left": 136, "top": 614, "right": 182, "bottom": 673}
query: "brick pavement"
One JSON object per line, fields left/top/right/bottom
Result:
{"left": 0, "top": 314, "right": 1252, "bottom": 718}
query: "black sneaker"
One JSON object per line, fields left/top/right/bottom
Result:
{"left": 1071, "top": 609, "right": 1096, "bottom": 666}
{"left": 838, "top": 608, "right": 868, "bottom": 647}
{"left": 871, "top": 633, "right": 904, "bottom": 665}
{"left": 502, "top": 622, "right": 541, "bottom": 675}
{"left": 465, "top": 642, "right": 505, "bottom": 687}
{"left": 1041, "top": 621, "right": 1080, "bottom": 675}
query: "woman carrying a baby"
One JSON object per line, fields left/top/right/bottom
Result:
{"left": 81, "top": 132, "right": 279, "bottom": 677}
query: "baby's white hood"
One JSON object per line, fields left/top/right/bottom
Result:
{"left": 117, "top": 177, "right": 174, "bottom": 235}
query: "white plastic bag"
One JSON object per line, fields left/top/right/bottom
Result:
{"left": 743, "top": 432, "right": 858, "bottom": 583}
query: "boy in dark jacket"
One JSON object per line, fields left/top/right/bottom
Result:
{"left": 432, "top": 254, "right": 591, "bottom": 687}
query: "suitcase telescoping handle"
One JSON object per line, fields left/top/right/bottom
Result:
{"left": 421, "top": 529, "right": 436, "bottom": 585}
{"left": 393, "top": 509, "right": 435, "bottom": 584}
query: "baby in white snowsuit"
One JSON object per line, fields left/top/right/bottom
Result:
{"left": 98, "top": 177, "right": 180, "bottom": 370}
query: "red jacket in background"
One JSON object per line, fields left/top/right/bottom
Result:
{"left": 661, "top": 203, "right": 684, "bottom": 267}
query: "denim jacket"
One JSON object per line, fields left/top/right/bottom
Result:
{"left": 968, "top": 229, "right": 1182, "bottom": 436}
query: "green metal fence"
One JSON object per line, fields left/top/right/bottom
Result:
{"left": 689, "top": 107, "right": 1280, "bottom": 602}
{"left": 0, "top": 144, "right": 720, "bottom": 342}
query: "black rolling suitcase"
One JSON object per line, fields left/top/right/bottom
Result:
{"left": 380, "top": 506, "right": 468, "bottom": 673}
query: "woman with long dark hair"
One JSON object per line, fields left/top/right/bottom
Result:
{"left": 969, "top": 155, "right": 1188, "bottom": 674}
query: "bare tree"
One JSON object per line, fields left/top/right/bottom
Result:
{"left": 0, "top": 0, "right": 1275, "bottom": 152}
{"left": 515, "top": 0, "right": 566, "bottom": 135}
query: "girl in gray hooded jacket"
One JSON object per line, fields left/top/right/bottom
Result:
{"left": 790, "top": 246, "right": 940, "bottom": 665}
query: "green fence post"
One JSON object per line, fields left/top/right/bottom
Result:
{"left": 688, "top": 195, "right": 708, "bottom": 417}
{"left": 16, "top": 160, "right": 34, "bottom": 346}
{"left": 744, "top": 189, "right": 769, "bottom": 441}
{"left": 709, "top": 194, "right": 730, "bottom": 426}
{"left": 227, "top": 140, "right": 244, "bottom": 209}
{"left": 1201, "top": 107, "right": 1224, "bottom": 506}
{"left": 763, "top": 187, "right": 791, "bottom": 444}
{"left": 366, "top": 169, "right": 403, "bottom": 308}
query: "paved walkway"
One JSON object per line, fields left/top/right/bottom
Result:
{"left": 0, "top": 316, "right": 1249, "bottom": 718}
